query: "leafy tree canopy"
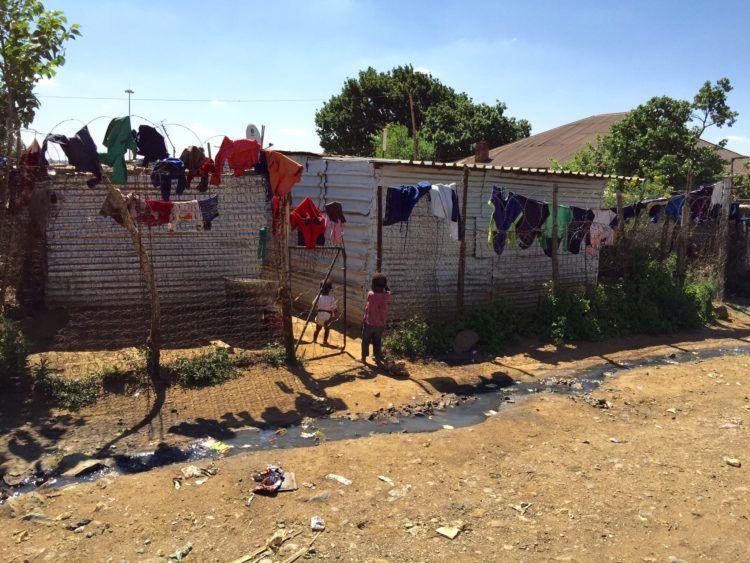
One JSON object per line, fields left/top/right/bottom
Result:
{"left": 564, "top": 79, "right": 738, "bottom": 202}
{"left": 315, "top": 65, "right": 530, "bottom": 161}
{"left": 373, "top": 122, "right": 436, "bottom": 161}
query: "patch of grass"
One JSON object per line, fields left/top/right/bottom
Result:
{"left": 34, "top": 360, "right": 101, "bottom": 410}
{"left": 261, "top": 342, "right": 288, "bottom": 368}
{"left": 0, "top": 316, "right": 29, "bottom": 382}
{"left": 170, "top": 347, "right": 238, "bottom": 388}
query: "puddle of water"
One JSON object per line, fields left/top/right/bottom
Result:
{"left": 4, "top": 345, "right": 750, "bottom": 499}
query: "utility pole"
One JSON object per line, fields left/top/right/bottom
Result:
{"left": 407, "top": 91, "right": 418, "bottom": 161}
{"left": 125, "top": 88, "right": 134, "bottom": 161}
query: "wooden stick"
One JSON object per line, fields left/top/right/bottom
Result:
{"left": 376, "top": 185, "right": 383, "bottom": 272}
{"left": 279, "top": 194, "right": 296, "bottom": 363}
{"left": 457, "top": 166, "right": 470, "bottom": 314}
{"left": 294, "top": 248, "right": 340, "bottom": 352}
{"left": 551, "top": 183, "right": 559, "bottom": 294}
{"left": 281, "top": 531, "right": 322, "bottom": 563}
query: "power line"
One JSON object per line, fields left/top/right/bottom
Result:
{"left": 37, "top": 94, "right": 325, "bottom": 103}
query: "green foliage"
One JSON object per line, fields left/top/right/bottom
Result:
{"left": 383, "top": 316, "right": 430, "bottom": 359}
{"left": 34, "top": 360, "right": 100, "bottom": 410}
{"left": 373, "top": 122, "right": 436, "bottom": 161}
{"left": 0, "top": 1, "right": 80, "bottom": 144}
{"left": 539, "top": 288, "right": 602, "bottom": 344}
{"left": 171, "top": 347, "right": 238, "bottom": 388}
{"left": 0, "top": 316, "right": 28, "bottom": 380}
{"left": 261, "top": 342, "right": 288, "bottom": 368}
{"left": 564, "top": 79, "right": 737, "bottom": 196}
{"left": 315, "top": 64, "right": 529, "bottom": 160}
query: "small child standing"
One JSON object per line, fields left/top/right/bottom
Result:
{"left": 362, "top": 273, "right": 391, "bottom": 365}
{"left": 314, "top": 281, "right": 338, "bottom": 345}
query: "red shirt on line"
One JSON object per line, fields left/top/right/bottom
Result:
{"left": 364, "top": 291, "right": 390, "bottom": 328}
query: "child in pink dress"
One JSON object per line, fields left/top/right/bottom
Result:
{"left": 362, "top": 273, "right": 391, "bottom": 365}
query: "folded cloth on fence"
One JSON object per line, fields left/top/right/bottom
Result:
{"left": 325, "top": 201, "right": 346, "bottom": 244}
{"left": 180, "top": 145, "right": 207, "bottom": 190}
{"left": 540, "top": 202, "right": 574, "bottom": 256}
{"left": 585, "top": 208, "right": 616, "bottom": 255}
{"left": 710, "top": 181, "right": 725, "bottom": 208}
{"left": 664, "top": 195, "right": 685, "bottom": 224}
{"left": 291, "top": 196, "right": 326, "bottom": 249}
{"left": 42, "top": 126, "right": 102, "bottom": 188}
{"left": 609, "top": 204, "right": 637, "bottom": 227}
{"left": 168, "top": 200, "right": 202, "bottom": 232}
{"left": 487, "top": 187, "right": 523, "bottom": 255}
{"left": 198, "top": 195, "right": 219, "bottom": 230}
{"left": 142, "top": 199, "right": 174, "bottom": 226}
{"left": 266, "top": 150, "right": 303, "bottom": 197}
{"left": 383, "top": 182, "right": 431, "bottom": 226}
{"left": 636, "top": 198, "right": 669, "bottom": 223}
{"left": 430, "top": 183, "right": 461, "bottom": 240}
{"left": 99, "top": 117, "right": 137, "bottom": 184}
{"left": 151, "top": 157, "right": 187, "bottom": 201}
{"left": 567, "top": 206, "right": 595, "bottom": 255}
{"left": 213, "top": 136, "right": 261, "bottom": 183}
{"left": 100, "top": 189, "right": 144, "bottom": 226}
{"left": 509, "top": 193, "right": 549, "bottom": 249}
{"left": 135, "top": 125, "right": 169, "bottom": 166}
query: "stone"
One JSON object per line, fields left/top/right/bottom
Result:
{"left": 436, "top": 526, "right": 461, "bottom": 540}
{"left": 453, "top": 330, "right": 479, "bottom": 353}
{"left": 724, "top": 457, "right": 742, "bottom": 468}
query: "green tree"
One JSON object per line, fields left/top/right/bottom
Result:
{"left": 373, "top": 122, "right": 436, "bottom": 161}
{"left": 0, "top": 0, "right": 80, "bottom": 163}
{"left": 565, "top": 79, "right": 737, "bottom": 197}
{"left": 315, "top": 64, "right": 529, "bottom": 160}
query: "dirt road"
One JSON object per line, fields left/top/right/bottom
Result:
{"left": 2, "top": 349, "right": 749, "bottom": 562}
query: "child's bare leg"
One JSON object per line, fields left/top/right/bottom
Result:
{"left": 313, "top": 325, "right": 321, "bottom": 342}
{"left": 323, "top": 325, "right": 330, "bottom": 344}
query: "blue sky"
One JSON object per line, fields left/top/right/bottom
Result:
{"left": 25, "top": 0, "right": 750, "bottom": 159}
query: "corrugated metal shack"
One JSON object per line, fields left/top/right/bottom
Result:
{"left": 285, "top": 154, "right": 610, "bottom": 323}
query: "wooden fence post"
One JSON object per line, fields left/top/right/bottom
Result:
{"left": 550, "top": 183, "right": 559, "bottom": 294}
{"left": 376, "top": 185, "right": 383, "bottom": 272}
{"left": 677, "top": 169, "right": 693, "bottom": 284}
{"left": 716, "top": 176, "right": 732, "bottom": 301}
{"left": 279, "top": 194, "right": 295, "bottom": 363}
{"left": 457, "top": 166, "right": 470, "bottom": 314}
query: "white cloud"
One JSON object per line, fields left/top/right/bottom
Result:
{"left": 36, "top": 76, "right": 58, "bottom": 88}
{"left": 414, "top": 67, "right": 433, "bottom": 76}
{"left": 725, "top": 135, "right": 750, "bottom": 143}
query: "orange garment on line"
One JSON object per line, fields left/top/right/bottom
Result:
{"left": 212, "top": 136, "right": 261, "bottom": 184}
{"left": 266, "top": 150, "right": 302, "bottom": 197}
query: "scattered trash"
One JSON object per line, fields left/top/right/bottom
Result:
{"left": 720, "top": 422, "right": 740, "bottom": 429}
{"left": 279, "top": 472, "right": 298, "bottom": 492}
{"left": 387, "top": 484, "right": 412, "bottom": 502}
{"left": 724, "top": 457, "right": 742, "bottom": 468}
{"left": 484, "top": 410, "right": 498, "bottom": 416}
{"left": 325, "top": 473, "right": 352, "bottom": 486}
{"left": 436, "top": 526, "right": 461, "bottom": 540}
{"left": 194, "top": 478, "right": 207, "bottom": 486}
{"left": 173, "top": 477, "right": 182, "bottom": 490}
{"left": 301, "top": 431, "right": 319, "bottom": 439}
{"left": 245, "top": 493, "right": 255, "bottom": 507}
{"left": 169, "top": 541, "right": 193, "bottom": 561}
{"left": 302, "top": 482, "right": 316, "bottom": 489}
{"left": 442, "top": 425, "right": 455, "bottom": 430}
{"left": 202, "top": 437, "right": 232, "bottom": 454}
{"left": 378, "top": 475, "right": 395, "bottom": 486}
{"left": 311, "top": 515, "right": 326, "bottom": 531}
{"left": 583, "top": 395, "right": 612, "bottom": 409}
{"left": 666, "top": 408, "right": 677, "bottom": 415}
{"left": 275, "top": 428, "right": 288, "bottom": 436}
{"left": 253, "top": 465, "right": 286, "bottom": 494}
{"left": 609, "top": 437, "right": 624, "bottom": 444}
{"left": 230, "top": 529, "right": 303, "bottom": 563}
{"left": 509, "top": 502, "right": 533, "bottom": 515}
{"left": 180, "top": 465, "right": 217, "bottom": 479}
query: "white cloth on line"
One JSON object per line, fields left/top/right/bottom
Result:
{"left": 429, "top": 183, "right": 460, "bottom": 240}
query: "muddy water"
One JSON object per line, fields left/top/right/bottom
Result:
{"left": 4, "top": 345, "right": 750, "bottom": 498}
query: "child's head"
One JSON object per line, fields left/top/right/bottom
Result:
{"left": 372, "top": 272, "right": 388, "bottom": 293}
{"left": 321, "top": 281, "right": 333, "bottom": 295}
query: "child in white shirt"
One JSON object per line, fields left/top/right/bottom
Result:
{"left": 314, "top": 281, "right": 338, "bottom": 345}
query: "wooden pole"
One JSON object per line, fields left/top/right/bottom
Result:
{"left": 108, "top": 186, "right": 162, "bottom": 381}
{"left": 716, "top": 177, "right": 732, "bottom": 301}
{"left": 677, "top": 169, "right": 693, "bottom": 284}
{"left": 615, "top": 185, "right": 627, "bottom": 276}
{"left": 279, "top": 194, "right": 296, "bottom": 363}
{"left": 376, "top": 185, "right": 383, "bottom": 272}
{"left": 457, "top": 166, "right": 470, "bottom": 314}
{"left": 342, "top": 247, "right": 347, "bottom": 350}
{"left": 551, "top": 183, "right": 560, "bottom": 294}
{"left": 407, "top": 91, "right": 418, "bottom": 161}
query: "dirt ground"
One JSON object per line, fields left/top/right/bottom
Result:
{"left": 2, "top": 335, "right": 749, "bottom": 561}
{"left": 3, "top": 308, "right": 750, "bottom": 485}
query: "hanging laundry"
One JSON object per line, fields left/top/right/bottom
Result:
{"left": 198, "top": 195, "right": 219, "bottom": 230}
{"left": 710, "top": 182, "right": 724, "bottom": 208}
{"left": 16, "top": 139, "right": 45, "bottom": 206}
{"left": 585, "top": 209, "right": 616, "bottom": 256}
{"left": 324, "top": 201, "right": 346, "bottom": 244}
{"left": 664, "top": 195, "right": 685, "bottom": 224}
{"left": 253, "top": 149, "right": 268, "bottom": 175}
{"left": 99, "top": 117, "right": 137, "bottom": 184}
{"left": 540, "top": 203, "right": 574, "bottom": 257}
{"left": 298, "top": 228, "right": 324, "bottom": 247}
{"left": 383, "top": 182, "right": 431, "bottom": 226}
{"left": 134, "top": 125, "right": 169, "bottom": 166}
{"left": 509, "top": 193, "right": 549, "bottom": 249}
{"left": 42, "top": 126, "right": 102, "bottom": 188}
{"left": 636, "top": 197, "right": 668, "bottom": 223}
{"left": 258, "top": 226, "right": 269, "bottom": 259}
{"left": 213, "top": 136, "right": 261, "bottom": 183}
{"left": 487, "top": 188, "right": 523, "bottom": 256}
{"left": 100, "top": 190, "right": 144, "bottom": 226}
{"left": 290, "top": 196, "right": 326, "bottom": 249}
{"left": 142, "top": 199, "right": 174, "bottom": 227}
{"left": 0, "top": 156, "right": 6, "bottom": 168}
{"left": 429, "top": 183, "right": 461, "bottom": 240}
{"left": 180, "top": 145, "right": 207, "bottom": 191}
{"left": 151, "top": 157, "right": 187, "bottom": 201}
{"left": 609, "top": 205, "right": 637, "bottom": 227}
{"left": 689, "top": 185, "right": 713, "bottom": 223}
{"left": 567, "top": 206, "right": 595, "bottom": 255}
{"left": 168, "top": 200, "right": 202, "bottom": 232}
{"left": 265, "top": 150, "right": 303, "bottom": 197}
{"left": 200, "top": 157, "right": 219, "bottom": 187}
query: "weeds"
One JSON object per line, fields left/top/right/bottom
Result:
{"left": 261, "top": 342, "right": 288, "bottom": 368}
{"left": 171, "top": 347, "right": 238, "bottom": 388}
{"left": 34, "top": 360, "right": 101, "bottom": 410}
{"left": 0, "top": 316, "right": 29, "bottom": 382}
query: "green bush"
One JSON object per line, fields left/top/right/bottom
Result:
{"left": 261, "top": 342, "right": 288, "bottom": 367}
{"left": 34, "top": 360, "right": 100, "bottom": 410}
{"left": 171, "top": 347, "right": 238, "bottom": 388}
{"left": 0, "top": 316, "right": 29, "bottom": 381}
{"left": 383, "top": 316, "right": 431, "bottom": 359}
{"left": 539, "top": 288, "right": 602, "bottom": 344}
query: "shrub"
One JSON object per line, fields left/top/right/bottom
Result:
{"left": 261, "top": 342, "right": 288, "bottom": 367}
{"left": 383, "top": 316, "right": 430, "bottom": 359}
{"left": 171, "top": 347, "right": 238, "bottom": 388}
{"left": 34, "top": 360, "right": 100, "bottom": 410}
{"left": 0, "top": 316, "right": 29, "bottom": 381}
{"left": 539, "top": 288, "right": 602, "bottom": 344}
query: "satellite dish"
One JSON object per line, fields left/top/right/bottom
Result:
{"left": 245, "top": 123, "right": 262, "bottom": 143}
